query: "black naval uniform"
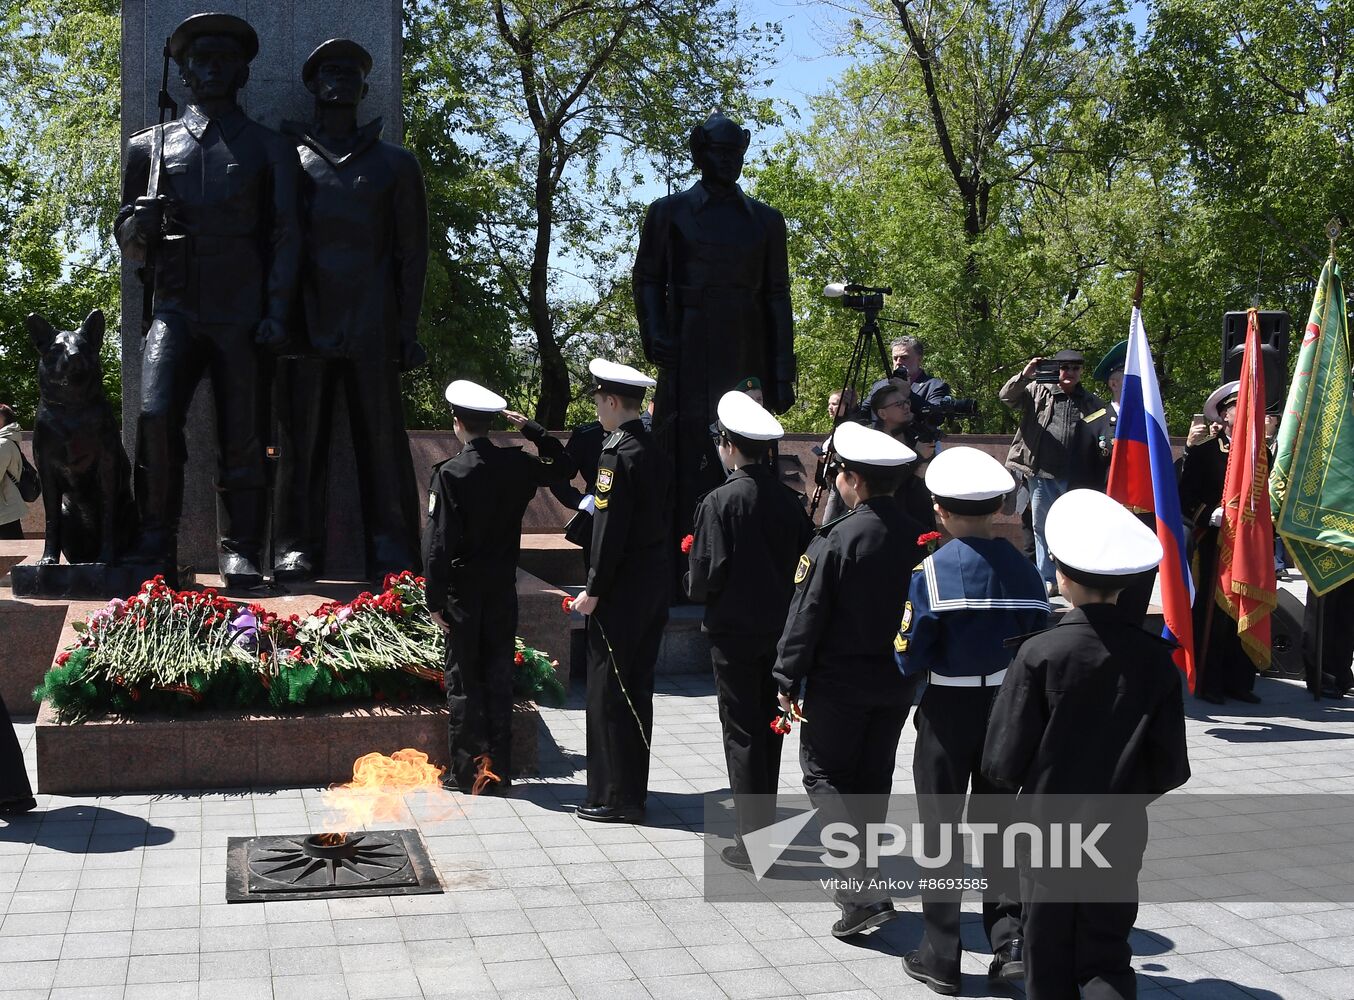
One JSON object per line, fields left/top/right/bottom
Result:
{"left": 896, "top": 536, "right": 1051, "bottom": 982}
{"left": 774, "top": 495, "right": 927, "bottom": 908}
{"left": 1306, "top": 579, "right": 1354, "bottom": 694}
{"left": 0, "top": 691, "right": 34, "bottom": 810}
{"left": 1178, "top": 436, "right": 1255, "bottom": 699}
{"left": 422, "top": 424, "right": 575, "bottom": 791}
{"left": 686, "top": 464, "right": 814, "bottom": 840}
{"left": 585, "top": 419, "right": 673, "bottom": 812}
{"left": 982, "top": 605, "right": 1190, "bottom": 1000}
{"left": 548, "top": 421, "right": 606, "bottom": 564}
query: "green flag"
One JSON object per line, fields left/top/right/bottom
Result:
{"left": 1270, "top": 257, "right": 1354, "bottom": 596}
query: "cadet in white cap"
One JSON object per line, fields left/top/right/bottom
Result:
{"left": 982, "top": 490, "right": 1189, "bottom": 1000}
{"left": 1179, "top": 380, "right": 1257, "bottom": 705}
{"left": 772, "top": 421, "right": 930, "bottom": 937}
{"left": 685, "top": 392, "right": 813, "bottom": 869}
{"left": 423, "top": 381, "right": 577, "bottom": 795}
{"left": 571, "top": 358, "right": 670, "bottom": 823}
{"left": 898, "top": 448, "right": 1050, "bottom": 993}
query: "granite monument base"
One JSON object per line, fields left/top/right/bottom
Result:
{"left": 11, "top": 561, "right": 194, "bottom": 599}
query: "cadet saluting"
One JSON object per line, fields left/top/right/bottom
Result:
{"left": 774, "top": 421, "right": 928, "bottom": 938}
{"left": 423, "top": 381, "right": 576, "bottom": 794}
{"left": 686, "top": 391, "right": 813, "bottom": 869}
{"left": 982, "top": 490, "right": 1190, "bottom": 1000}
{"left": 896, "top": 447, "right": 1050, "bottom": 995}
{"left": 571, "top": 359, "right": 673, "bottom": 823}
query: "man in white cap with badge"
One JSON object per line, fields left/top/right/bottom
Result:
{"left": 982, "top": 490, "right": 1190, "bottom": 1000}
{"left": 686, "top": 391, "right": 813, "bottom": 868}
{"left": 423, "top": 381, "right": 576, "bottom": 794}
{"left": 571, "top": 359, "right": 672, "bottom": 823}
{"left": 773, "top": 421, "right": 929, "bottom": 937}
{"left": 897, "top": 447, "right": 1050, "bottom": 994}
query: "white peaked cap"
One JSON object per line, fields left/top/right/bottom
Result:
{"left": 716, "top": 390, "right": 783, "bottom": 441}
{"left": 444, "top": 379, "right": 507, "bottom": 412}
{"left": 924, "top": 446, "right": 1014, "bottom": 501}
{"left": 1203, "top": 380, "right": 1241, "bottom": 424}
{"left": 589, "top": 358, "right": 656, "bottom": 391}
{"left": 832, "top": 420, "right": 916, "bottom": 467}
{"left": 1045, "top": 489, "right": 1163, "bottom": 577}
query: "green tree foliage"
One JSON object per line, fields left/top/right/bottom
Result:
{"left": 0, "top": 0, "right": 121, "bottom": 421}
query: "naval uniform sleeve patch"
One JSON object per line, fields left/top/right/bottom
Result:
{"left": 894, "top": 635, "right": 909, "bottom": 654}
{"left": 794, "top": 554, "right": 812, "bottom": 585}
{"left": 596, "top": 468, "right": 614, "bottom": 493}
{"left": 900, "top": 601, "right": 913, "bottom": 633}
{"left": 427, "top": 491, "right": 437, "bottom": 516}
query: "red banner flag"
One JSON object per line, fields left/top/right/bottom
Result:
{"left": 1216, "top": 309, "right": 1277, "bottom": 668}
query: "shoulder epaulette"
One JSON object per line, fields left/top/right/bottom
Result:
{"left": 816, "top": 508, "right": 857, "bottom": 535}
{"left": 602, "top": 429, "right": 627, "bottom": 451}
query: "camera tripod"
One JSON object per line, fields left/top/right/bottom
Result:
{"left": 809, "top": 284, "right": 911, "bottom": 517}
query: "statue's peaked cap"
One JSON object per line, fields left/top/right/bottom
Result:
{"left": 168, "top": 13, "right": 259, "bottom": 64}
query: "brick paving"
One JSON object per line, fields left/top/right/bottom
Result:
{"left": 4, "top": 637, "right": 1354, "bottom": 999}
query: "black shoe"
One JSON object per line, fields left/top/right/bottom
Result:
{"left": 0, "top": 797, "right": 37, "bottom": 815}
{"left": 721, "top": 843, "right": 753, "bottom": 871}
{"left": 902, "top": 952, "right": 960, "bottom": 995}
{"left": 831, "top": 899, "right": 897, "bottom": 938}
{"left": 576, "top": 803, "right": 645, "bottom": 824}
{"left": 1197, "top": 691, "right": 1225, "bottom": 705}
{"left": 220, "top": 550, "right": 263, "bottom": 588}
{"left": 1229, "top": 691, "right": 1261, "bottom": 704}
{"left": 989, "top": 939, "right": 1025, "bottom": 982}
{"left": 274, "top": 550, "right": 318, "bottom": 582}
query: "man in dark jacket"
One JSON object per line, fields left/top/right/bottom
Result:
{"left": 571, "top": 359, "right": 672, "bottom": 823}
{"left": 117, "top": 13, "right": 301, "bottom": 584}
{"left": 982, "top": 489, "right": 1190, "bottom": 1000}
{"left": 273, "top": 38, "right": 430, "bottom": 582}
{"left": 423, "top": 381, "right": 576, "bottom": 794}
{"left": 774, "top": 421, "right": 927, "bottom": 939}
{"left": 686, "top": 391, "right": 813, "bottom": 868}
{"left": 1000, "top": 350, "right": 1113, "bottom": 595}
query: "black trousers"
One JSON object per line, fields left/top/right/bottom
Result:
{"left": 274, "top": 356, "right": 422, "bottom": 579}
{"left": 1305, "top": 579, "right": 1354, "bottom": 691}
{"left": 136, "top": 316, "right": 267, "bottom": 560}
{"left": 0, "top": 691, "right": 33, "bottom": 804}
{"left": 443, "top": 583, "right": 517, "bottom": 791}
{"left": 0, "top": 520, "right": 22, "bottom": 539}
{"left": 1192, "top": 529, "right": 1255, "bottom": 698}
{"left": 913, "top": 684, "right": 1022, "bottom": 978}
{"left": 710, "top": 634, "right": 784, "bottom": 840}
{"left": 585, "top": 590, "right": 668, "bottom": 809}
{"left": 1024, "top": 896, "right": 1137, "bottom": 1000}
{"left": 800, "top": 682, "right": 918, "bottom": 907}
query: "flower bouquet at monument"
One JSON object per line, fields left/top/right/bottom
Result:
{"left": 36, "top": 572, "right": 565, "bottom": 722}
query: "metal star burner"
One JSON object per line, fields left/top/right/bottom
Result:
{"left": 225, "top": 829, "right": 442, "bottom": 902}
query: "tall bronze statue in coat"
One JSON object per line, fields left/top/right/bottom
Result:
{"left": 117, "top": 13, "right": 301, "bottom": 585}
{"left": 632, "top": 113, "right": 796, "bottom": 549}
{"left": 273, "top": 39, "right": 430, "bottom": 582}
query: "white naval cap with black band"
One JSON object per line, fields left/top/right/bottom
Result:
{"left": 589, "top": 358, "right": 655, "bottom": 400}
{"left": 444, "top": 379, "right": 507, "bottom": 413}
{"left": 715, "top": 390, "right": 784, "bottom": 441}
{"left": 832, "top": 420, "right": 916, "bottom": 467}
{"left": 1045, "top": 489, "right": 1163, "bottom": 589}
{"left": 924, "top": 446, "right": 1014, "bottom": 515}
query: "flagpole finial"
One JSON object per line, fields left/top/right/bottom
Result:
{"left": 1327, "top": 218, "right": 1342, "bottom": 258}
{"left": 1133, "top": 269, "right": 1144, "bottom": 308}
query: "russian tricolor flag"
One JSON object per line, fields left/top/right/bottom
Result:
{"left": 1106, "top": 307, "right": 1197, "bottom": 691}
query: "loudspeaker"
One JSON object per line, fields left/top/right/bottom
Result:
{"left": 1222, "top": 311, "right": 1289, "bottom": 412}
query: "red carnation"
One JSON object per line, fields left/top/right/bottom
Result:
{"left": 917, "top": 531, "right": 943, "bottom": 547}
{"left": 55, "top": 650, "right": 71, "bottom": 666}
{"left": 561, "top": 596, "right": 573, "bottom": 613}
{"left": 770, "top": 715, "right": 792, "bottom": 736}
{"left": 680, "top": 534, "right": 695, "bottom": 554}
{"left": 514, "top": 652, "right": 525, "bottom": 665}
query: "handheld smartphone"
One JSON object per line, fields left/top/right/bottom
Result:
{"left": 1190, "top": 412, "right": 1208, "bottom": 430}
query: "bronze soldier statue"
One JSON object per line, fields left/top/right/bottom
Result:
{"left": 273, "top": 38, "right": 430, "bottom": 582}
{"left": 117, "top": 13, "right": 301, "bottom": 585}
{"left": 633, "top": 112, "right": 796, "bottom": 551}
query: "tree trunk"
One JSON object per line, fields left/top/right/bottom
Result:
{"left": 528, "top": 141, "right": 570, "bottom": 428}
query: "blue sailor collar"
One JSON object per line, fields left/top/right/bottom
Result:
{"left": 921, "top": 538, "right": 1053, "bottom": 614}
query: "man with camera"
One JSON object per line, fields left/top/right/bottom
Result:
{"left": 1000, "top": 350, "right": 1113, "bottom": 596}
{"left": 891, "top": 336, "right": 949, "bottom": 413}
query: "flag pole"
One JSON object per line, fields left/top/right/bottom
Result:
{"left": 1310, "top": 220, "right": 1341, "bottom": 699}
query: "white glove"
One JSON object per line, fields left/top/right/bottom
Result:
{"left": 577, "top": 494, "right": 596, "bottom": 515}
{"left": 1209, "top": 506, "right": 1223, "bottom": 528}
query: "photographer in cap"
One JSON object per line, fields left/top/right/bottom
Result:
{"left": 1000, "top": 350, "right": 1112, "bottom": 596}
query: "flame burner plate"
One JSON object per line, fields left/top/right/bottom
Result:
{"left": 226, "top": 829, "right": 442, "bottom": 902}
